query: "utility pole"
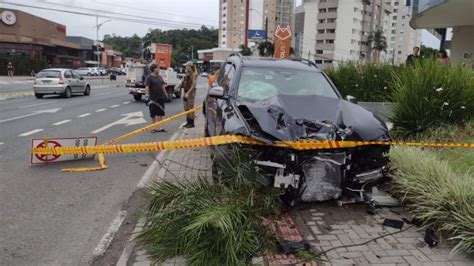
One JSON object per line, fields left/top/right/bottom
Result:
{"left": 265, "top": 17, "right": 268, "bottom": 43}
{"left": 96, "top": 16, "right": 99, "bottom": 70}
{"left": 191, "top": 45, "right": 194, "bottom": 61}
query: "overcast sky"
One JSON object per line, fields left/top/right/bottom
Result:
{"left": 0, "top": 0, "right": 219, "bottom": 39}
{"left": 0, "top": 0, "right": 440, "bottom": 48}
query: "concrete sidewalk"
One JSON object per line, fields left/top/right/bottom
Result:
{"left": 117, "top": 114, "right": 473, "bottom": 266}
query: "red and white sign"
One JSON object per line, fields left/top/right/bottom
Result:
{"left": 31, "top": 137, "right": 97, "bottom": 165}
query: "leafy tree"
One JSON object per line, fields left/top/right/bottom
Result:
{"left": 103, "top": 26, "right": 218, "bottom": 67}
{"left": 257, "top": 41, "right": 274, "bottom": 57}
{"left": 239, "top": 45, "right": 253, "bottom": 56}
{"left": 367, "top": 29, "right": 387, "bottom": 62}
{"left": 420, "top": 45, "right": 439, "bottom": 59}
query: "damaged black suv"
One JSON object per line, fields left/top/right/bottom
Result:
{"left": 204, "top": 55, "right": 391, "bottom": 204}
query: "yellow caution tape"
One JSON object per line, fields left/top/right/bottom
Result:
{"left": 31, "top": 135, "right": 474, "bottom": 156}
{"left": 59, "top": 105, "right": 203, "bottom": 172}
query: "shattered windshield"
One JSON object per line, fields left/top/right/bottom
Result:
{"left": 238, "top": 67, "right": 339, "bottom": 100}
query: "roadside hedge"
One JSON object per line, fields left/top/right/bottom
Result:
{"left": 391, "top": 60, "right": 474, "bottom": 136}
{"left": 0, "top": 56, "right": 48, "bottom": 76}
{"left": 325, "top": 62, "right": 398, "bottom": 102}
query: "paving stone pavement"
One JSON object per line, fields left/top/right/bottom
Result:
{"left": 119, "top": 114, "right": 473, "bottom": 266}
{"left": 292, "top": 203, "right": 473, "bottom": 265}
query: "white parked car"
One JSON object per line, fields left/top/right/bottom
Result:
{"left": 76, "top": 67, "right": 95, "bottom": 76}
{"left": 33, "top": 68, "right": 91, "bottom": 99}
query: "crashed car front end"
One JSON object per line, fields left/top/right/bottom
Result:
{"left": 215, "top": 94, "right": 391, "bottom": 203}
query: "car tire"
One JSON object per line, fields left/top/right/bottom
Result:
{"left": 84, "top": 85, "right": 91, "bottom": 96}
{"left": 63, "top": 87, "right": 72, "bottom": 98}
{"left": 87, "top": 73, "right": 91, "bottom": 76}
{"left": 133, "top": 94, "right": 142, "bottom": 101}
{"left": 35, "top": 93, "right": 44, "bottom": 99}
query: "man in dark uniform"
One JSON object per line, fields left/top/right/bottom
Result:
{"left": 145, "top": 64, "right": 168, "bottom": 133}
{"left": 181, "top": 61, "right": 197, "bottom": 128}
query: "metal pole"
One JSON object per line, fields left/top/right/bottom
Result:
{"left": 191, "top": 45, "right": 194, "bottom": 61}
{"left": 96, "top": 16, "right": 99, "bottom": 69}
{"left": 265, "top": 17, "right": 268, "bottom": 43}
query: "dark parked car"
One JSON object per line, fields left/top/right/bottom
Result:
{"left": 204, "top": 56, "right": 391, "bottom": 205}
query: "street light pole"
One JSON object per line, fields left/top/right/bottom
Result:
{"left": 95, "top": 17, "right": 112, "bottom": 68}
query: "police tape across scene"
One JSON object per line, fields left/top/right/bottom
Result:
{"left": 31, "top": 135, "right": 474, "bottom": 156}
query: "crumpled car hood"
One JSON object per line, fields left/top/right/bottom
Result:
{"left": 237, "top": 95, "right": 389, "bottom": 141}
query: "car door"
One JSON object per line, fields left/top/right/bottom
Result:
{"left": 72, "top": 71, "right": 85, "bottom": 92}
{"left": 208, "top": 61, "right": 236, "bottom": 136}
{"left": 63, "top": 70, "right": 76, "bottom": 91}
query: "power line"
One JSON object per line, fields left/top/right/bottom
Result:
{"left": 92, "top": 0, "right": 217, "bottom": 25}
{"left": 34, "top": 0, "right": 216, "bottom": 28}
{"left": 0, "top": 1, "right": 214, "bottom": 29}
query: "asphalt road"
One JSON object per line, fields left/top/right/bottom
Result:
{"left": 0, "top": 75, "right": 125, "bottom": 95}
{"left": 0, "top": 77, "right": 208, "bottom": 265}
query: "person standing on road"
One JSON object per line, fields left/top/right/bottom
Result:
{"left": 7, "top": 62, "right": 14, "bottom": 77}
{"left": 182, "top": 61, "right": 198, "bottom": 128}
{"left": 144, "top": 63, "right": 168, "bottom": 133}
{"left": 406, "top": 47, "right": 420, "bottom": 66}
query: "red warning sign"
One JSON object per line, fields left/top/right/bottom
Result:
{"left": 31, "top": 137, "right": 97, "bottom": 165}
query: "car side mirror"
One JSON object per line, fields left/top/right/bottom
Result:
{"left": 346, "top": 95, "right": 358, "bottom": 104}
{"left": 80, "top": 76, "right": 84, "bottom": 80}
{"left": 209, "top": 86, "right": 227, "bottom": 99}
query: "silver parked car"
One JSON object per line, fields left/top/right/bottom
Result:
{"left": 76, "top": 67, "right": 94, "bottom": 76}
{"left": 33, "top": 68, "right": 91, "bottom": 99}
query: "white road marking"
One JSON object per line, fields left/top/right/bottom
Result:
{"left": 0, "top": 108, "right": 61, "bottom": 124}
{"left": 0, "top": 81, "right": 9, "bottom": 84}
{"left": 92, "top": 210, "right": 127, "bottom": 258}
{"left": 12, "top": 81, "right": 26, "bottom": 84}
{"left": 91, "top": 111, "right": 146, "bottom": 134}
{"left": 0, "top": 142, "right": 4, "bottom": 145}
{"left": 110, "top": 104, "right": 120, "bottom": 108}
{"left": 19, "top": 129, "right": 44, "bottom": 137}
{"left": 18, "top": 101, "right": 58, "bottom": 109}
{"left": 122, "top": 101, "right": 131, "bottom": 105}
{"left": 53, "top": 120, "right": 71, "bottom": 126}
{"left": 95, "top": 108, "right": 107, "bottom": 112}
{"left": 78, "top": 113, "right": 91, "bottom": 118}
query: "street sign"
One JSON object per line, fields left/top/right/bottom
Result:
{"left": 273, "top": 25, "right": 292, "bottom": 59}
{"left": 1, "top": 10, "right": 16, "bottom": 26}
{"left": 31, "top": 137, "right": 97, "bottom": 165}
{"left": 248, "top": 29, "right": 267, "bottom": 40}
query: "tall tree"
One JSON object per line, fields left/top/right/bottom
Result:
{"left": 367, "top": 29, "right": 387, "bottom": 62}
{"left": 103, "top": 26, "right": 218, "bottom": 66}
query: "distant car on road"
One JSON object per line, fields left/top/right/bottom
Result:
{"left": 97, "top": 67, "right": 108, "bottom": 76}
{"left": 33, "top": 68, "right": 91, "bottom": 99}
{"left": 76, "top": 67, "right": 95, "bottom": 76}
{"left": 109, "top": 67, "right": 126, "bottom": 75}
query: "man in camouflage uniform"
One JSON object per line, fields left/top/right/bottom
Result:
{"left": 181, "top": 61, "right": 197, "bottom": 128}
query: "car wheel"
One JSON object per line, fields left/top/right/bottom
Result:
{"left": 62, "top": 87, "right": 72, "bottom": 98}
{"left": 133, "top": 94, "right": 142, "bottom": 101}
{"left": 87, "top": 73, "right": 91, "bottom": 76}
{"left": 35, "top": 93, "right": 44, "bottom": 99}
{"left": 84, "top": 85, "right": 91, "bottom": 96}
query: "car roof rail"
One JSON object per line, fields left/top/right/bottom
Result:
{"left": 291, "top": 58, "right": 319, "bottom": 69}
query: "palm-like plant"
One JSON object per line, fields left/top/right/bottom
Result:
{"left": 367, "top": 29, "right": 387, "bottom": 62}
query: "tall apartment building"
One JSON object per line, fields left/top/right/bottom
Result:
{"left": 386, "top": 0, "right": 422, "bottom": 65}
{"left": 219, "top": 0, "right": 294, "bottom": 49}
{"left": 301, "top": 0, "right": 393, "bottom": 67}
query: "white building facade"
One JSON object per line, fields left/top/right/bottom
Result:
{"left": 386, "top": 0, "right": 422, "bottom": 65}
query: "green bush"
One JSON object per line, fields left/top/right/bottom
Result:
{"left": 389, "top": 146, "right": 474, "bottom": 256}
{"left": 391, "top": 60, "right": 474, "bottom": 137}
{"left": 0, "top": 56, "right": 48, "bottom": 76}
{"left": 137, "top": 146, "right": 281, "bottom": 265}
{"left": 325, "top": 62, "right": 397, "bottom": 102}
